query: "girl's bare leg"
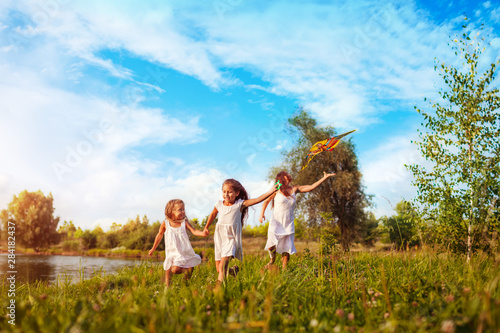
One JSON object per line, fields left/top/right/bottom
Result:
{"left": 184, "top": 267, "right": 194, "bottom": 280}
{"left": 165, "top": 269, "right": 173, "bottom": 287}
{"left": 218, "top": 257, "right": 230, "bottom": 282}
{"left": 215, "top": 260, "right": 221, "bottom": 274}
{"left": 281, "top": 252, "right": 290, "bottom": 269}
{"left": 265, "top": 246, "right": 277, "bottom": 268}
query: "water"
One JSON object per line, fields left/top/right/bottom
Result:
{"left": 0, "top": 254, "right": 161, "bottom": 284}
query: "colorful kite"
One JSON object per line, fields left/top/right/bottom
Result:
{"left": 301, "top": 129, "right": 356, "bottom": 171}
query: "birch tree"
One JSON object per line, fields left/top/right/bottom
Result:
{"left": 407, "top": 21, "right": 500, "bottom": 261}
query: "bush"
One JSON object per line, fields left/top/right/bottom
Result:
{"left": 319, "top": 226, "right": 340, "bottom": 255}
{"left": 242, "top": 223, "right": 268, "bottom": 237}
{"left": 62, "top": 240, "right": 81, "bottom": 252}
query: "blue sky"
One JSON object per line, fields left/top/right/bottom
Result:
{"left": 0, "top": 0, "right": 499, "bottom": 230}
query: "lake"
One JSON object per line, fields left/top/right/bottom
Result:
{"left": 0, "top": 254, "right": 161, "bottom": 284}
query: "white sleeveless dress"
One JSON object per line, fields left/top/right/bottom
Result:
{"left": 214, "top": 199, "right": 244, "bottom": 261}
{"left": 265, "top": 190, "right": 297, "bottom": 256}
{"left": 163, "top": 219, "right": 201, "bottom": 271}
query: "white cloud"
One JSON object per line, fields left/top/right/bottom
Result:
{"left": 360, "top": 134, "right": 424, "bottom": 217}
{"left": 14, "top": 0, "right": 225, "bottom": 88}
{"left": 0, "top": 52, "right": 207, "bottom": 231}
{"left": 185, "top": 1, "right": 454, "bottom": 129}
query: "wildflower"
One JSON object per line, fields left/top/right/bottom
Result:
{"left": 441, "top": 320, "right": 455, "bottom": 333}
{"left": 333, "top": 325, "right": 341, "bottom": 333}
{"left": 335, "top": 309, "right": 345, "bottom": 318}
{"left": 384, "top": 312, "right": 390, "bottom": 319}
{"left": 207, "top": 311, "right": 212, "bottom": 316}
{"left": 368, "top": 289, "right": 374, "bottom": 295}
{"left": 39, "top": 293, "right": 47, "bottom": 300}
{"left": 445, "top": 294, "right": 455, "bottom": 303}
{"left": 463, "top": 287, "right": 471, "bottom": 294}
{"left": 93, "top": 304, "right": 100, "bottom": 312}
{"left": 310, "top": 319, "right": 319, "bottom": 327}
{"left": 374, "top": 292, "right": 382, "bottom": 297}
{"left": 180, "top": 305, "right": 186, "bottom": 311}
{"left": 348, "top": 312, "right": 355, "bottom": 321}
{"left": 206, "top": 305, "right": 211, "bottom": 310}
{"left": 412, "top": 301, "right": 418, "bottom": 307}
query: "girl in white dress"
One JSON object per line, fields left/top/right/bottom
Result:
{"left": 259, "top": 171, "right": 335, "bottom": 268}
{"left": 204, "top": 179, "right": 278, "bottom": 282}
{"left": 149, "top": 199, "right": 209, "bottom": 287}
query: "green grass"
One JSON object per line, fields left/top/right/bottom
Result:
{"left": 1, "top": 250, "right": 499, "bottom": 332}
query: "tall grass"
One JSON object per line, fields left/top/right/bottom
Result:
{"left": 1, "top": 249, "right": 499, "bottom": 332}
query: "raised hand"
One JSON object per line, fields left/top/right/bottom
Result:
{"left": 323, "top": 171, "right": 336, "bottom": 178}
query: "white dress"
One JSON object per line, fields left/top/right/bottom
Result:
{"left": 163, "top": 219, "right": 201, "bottom": 271}
{"left": 265, "top": 190, "right": 297, "bottom": 256}
{"left": 214, "top": 199, "right": 244, "bottom": 261}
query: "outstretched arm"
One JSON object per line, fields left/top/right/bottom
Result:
{"left": 186, "top": 220, "right": 209, "bottom": 237}
{"left": 259, "top": 192, "right": 277, "bottom": 223}
{"left": 203, "top": 207, "right": 219, "bottom": 234}
{"left": 243, "top": 184, "right": 279, "bottom": 209}
{"left": 296, "top": 171, "right": 336, "bottom": 193}
{"left": 148, "top": 221, "right": 166, "bottom": 256}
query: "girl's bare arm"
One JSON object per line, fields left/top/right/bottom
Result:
{"left": 259, "top": 192, "right": 276, "bottom": 223}
{"left": 148, "top": 221, "right": 166, "bottom": 255}
{"left": 243, "top": 184, "right": 278, "bottom": 208}
{"left": 203, "top": 207, "right": 219, "bottom": 233}
{"left": 185, "top": 220, "right": 208, "bottom": 237}
{"left": 296, "top": 172, "right": 335, "bottom": 193}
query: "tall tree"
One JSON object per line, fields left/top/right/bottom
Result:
{"left": 407, "top": 20, "right": 500, "bottom": 261}
{"left": 271, "top": 110, "right": 370, "bottom": 251}
{"left": 1, "top": 190, "right": 60, "bottom": 251}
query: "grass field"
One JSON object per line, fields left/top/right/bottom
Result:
{"left": 1, "top": 248, "right": 499, "bottom": 332}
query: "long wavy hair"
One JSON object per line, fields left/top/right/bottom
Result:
{"left": 164, "top": 199, "right": 185, "bottom": 222}
{"left": 222, "top": 179, "right": 249, "bottom": 226}
{"left": 272, "top": 171, "right": 292, "bottom": 209}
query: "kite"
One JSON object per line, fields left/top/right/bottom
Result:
{"left": 301, "top": 129, "right": 357, "bottom": 171}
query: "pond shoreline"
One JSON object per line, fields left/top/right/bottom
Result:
{"left": 0, "top": 248, "right": 163, "bottom": 260}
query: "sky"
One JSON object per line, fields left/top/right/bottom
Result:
{"left": 0, "top": 0, "right": 499, "bottom": 231}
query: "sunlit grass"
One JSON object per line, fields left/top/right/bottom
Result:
{"left": 1, "top": 249, "right": 499, "bottom": 332}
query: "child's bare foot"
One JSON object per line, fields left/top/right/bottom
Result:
{"left": 264, "top": 262, "right": 274, "bottom": 270}
{"left": 228, "top": 265, "right": 239, "bottom": 277}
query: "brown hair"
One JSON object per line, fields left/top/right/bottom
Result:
{"left": 164, "top": 199, "right": 185, "bottom": 221}
{"left": 222, "top": 179, "right": 249, "bottom": 226}
{"left": 272, "top": 171, "right": 291, "bottom": 209}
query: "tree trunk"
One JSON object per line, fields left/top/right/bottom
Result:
{"left": 467, "top": 137, "right": 474, "bottom": 264}
{"left": 467, "top": 222, "right": 471, "bottom": 263}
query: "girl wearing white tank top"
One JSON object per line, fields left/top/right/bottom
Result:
{"left": 259, "top": 171, "right": 335, "bottom": 269}
{"left": 149, "top": 199, "right": 209, "bottom": 287}
{"left": 204, "top": 179, "right": 278, "bottom": 283}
